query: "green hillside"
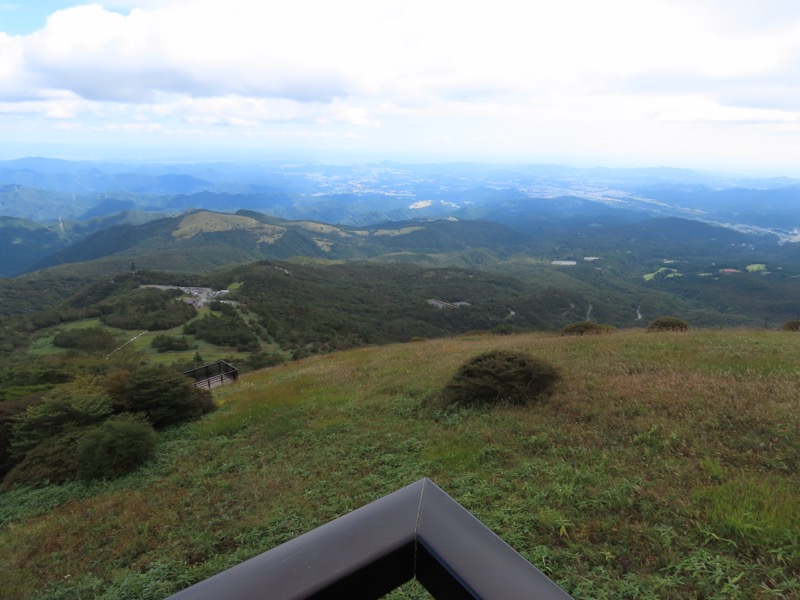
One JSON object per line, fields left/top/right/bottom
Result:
{"left": 6, "top": 207, "right": 799, "bottom": 332}
{"left": 1, "top": 329, "right": 798, "bottom": 598}
{"left": 0, "top": 256, "right": 725, "bottom": 379}
{"left": 26, "top": 210, "right": 527, "bottom": 275}
{"left": 6, "top": 206, "right": 800, "bottom": 329}
{"left": 0, "top": 253, "right": 790, "bottom": 399}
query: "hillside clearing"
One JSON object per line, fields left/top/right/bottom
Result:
{"left": 1, "top": 329, "right": 799, "bottom": 599}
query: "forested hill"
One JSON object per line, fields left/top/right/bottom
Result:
{"left": 25, "top": 210, "right": 528, "bottom": 275}
{"left": 3, "top": 208, "right": 800, "bottom": 332}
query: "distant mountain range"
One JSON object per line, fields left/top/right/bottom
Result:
{"left": 2, "top": 158, "right": 800, "bottom": 330}
{"left": 2, "top": 157, "right": 799, "bottom": 233}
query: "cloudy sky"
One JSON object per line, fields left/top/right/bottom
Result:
{"left": 1, "top": 0, "right": 800, "bottom": 173}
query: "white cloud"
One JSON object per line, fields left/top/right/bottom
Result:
{"left": 1, "top": 0, "right": 800, "bottom": 170}
{"left": 6, "top": 2, "right": 800, "bottom": 104}
{"left": 0, "top": 31, "right": 31, "bottom": 97}
{"left": 654, "top": 97, "right": 800, "bottom": 126}
{"left": 92, "top": 121, "right": 163, "bottom": 132}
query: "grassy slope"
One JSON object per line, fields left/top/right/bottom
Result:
{"left": 1, "top": 329, "right": 799, "bottom": 599}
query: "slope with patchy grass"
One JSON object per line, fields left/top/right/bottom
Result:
{"left": 1, "top": 329, "right": 799, "bottom": 599}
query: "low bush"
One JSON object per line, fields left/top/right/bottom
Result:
{"left": 243, "top": 352, "right": 285, "bottom": 371}
{"left": 184, "top": 313, "right": 260, "bottom": 351}
{"left": 0, "top": 395, "right": 45, "bottom": 478}
{"left": 52, "top": 327, "right": 117, "bottom": 352}
{"left": 491, "top": 324, "right": 518, "bottom": 335}
{"left": 442, "top": 350, "right": 560, "bottom": 407}
{"left": 780, "top": 319, "right": 800, "bottom": 331}
{"left": 1, "top": 368, "right": 213, "bottom": 487}
{"left": 76, "top": 414, "right": 158, "bottom": 481}
{"left": 2, "top": 379, "right": 114, "bottom": 487}
{"left": 151, "top": 334, "right": 193, "bottom": 353}
{"left": 2, "top": 430, "right": 85, "bottom": 489}
{"left": 647, "top": 316, "right": 690, "bottom": 332}
{"left": 209, "top": 300, "right": 238, "bottom": 316}
{"left": 561, "top": 321, "right": 617, "bottom": 336}
{"left": 105, "top": 367, "right": 215, "bottom": 428}
{"left": 10, "top": 380, "right": 113, "bottom": 460}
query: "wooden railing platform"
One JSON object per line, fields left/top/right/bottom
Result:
{"left": 167, "top": 478, "right": 573, "bottom": 599}
{"left": 182, "top": 360, "right": 238, "bottom": 389}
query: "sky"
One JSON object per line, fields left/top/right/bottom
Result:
{"left": 1, "top": 0, "right": 800, "bottom": 173}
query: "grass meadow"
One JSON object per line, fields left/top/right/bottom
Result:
{"left": 1, "top": 328, "right": 799, "bottom": 598}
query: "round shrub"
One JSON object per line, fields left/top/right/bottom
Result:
{"left": 646, "top": 316, "right": 690, "bottom": 332}
{"left": 442, "top": 350, "right": 560, "bottom": 407}
{"left": 76, "top": 414, "right": 158, "bottom": 481}
{"left": 9, "top": 380, "right": 113, "bottom": 460}
{"left": 780, "top": 319, "right": 800, "bottom": 331}
{"left": 2, "top": 430, "right": 85, "bottom": 489}
{"left": 561, "top": 321, "right": 617, "bottom": 336}
{"left": 103, "top": 367, "right": 215, "bottom": 428}
{"left": 0, "top": 395, "right": 44, "bottom": 479}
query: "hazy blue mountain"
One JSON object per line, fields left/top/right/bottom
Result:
{"left": 3, "top": 158, "right": 800, "bottom": 282}
{"left": 3, "top": 158, "right": 800, "bottom": 240}
{"left": 0, "top": 167, "right": 214, "bottom": 195}
{"left": 0, "top": 184, "right": 88, "bottom": 220}
{"left": 78, "top": 199, "right": 139, "bottom": 219}
{"left": 0, "top": 210, "right": 169, "bottom": 276}
{"left": 0, "top": 217, "right": 70, "bottom": 277}
{"left": 635, "top": 184, "right": 800, "bottom": 230}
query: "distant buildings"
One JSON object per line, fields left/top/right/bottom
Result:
{"left": 426, "top": 299, "right": 471, "bottom": 309}
{"left": 551, "top": 257, "right": 602, "bottom": 266}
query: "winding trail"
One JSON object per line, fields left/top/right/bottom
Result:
{"left": 106, "top": 330, "right": 148, "bottom": 359}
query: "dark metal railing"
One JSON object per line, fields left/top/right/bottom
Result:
{"left": 167, "top": 478, "right": 574, "bottom": 599}
{"left": 182, "top": 360, "right": 238, "bottom": 389}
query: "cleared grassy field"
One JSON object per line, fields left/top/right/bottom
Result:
{"left": 25, "top": 306, "right": 280, "bottom": 366}
{"left": 1, "top": 329, "right": 799, "bottom": 599}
